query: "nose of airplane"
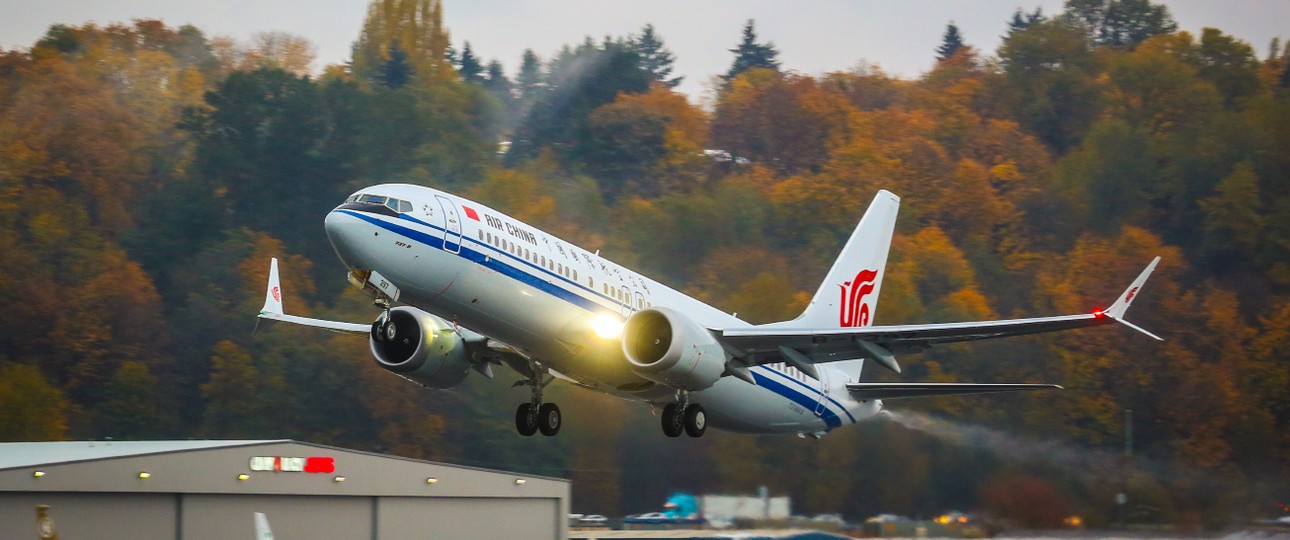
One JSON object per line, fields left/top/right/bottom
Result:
{"left": 325, "top": 210, "right": 364, "bottom": 268}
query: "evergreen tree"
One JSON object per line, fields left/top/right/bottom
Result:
{"left": 378, "top": 41, "right": 412, "bottom": 89}
{"left": 723, "top": 19, "right": 780, "bottom": 83}
{"left": 457, "top": 41, "right": 484, "bottom": 84}
{"left": 483, "top": 59, "right": 515, "bottom": 127}
{"left": 517, "top": 49, "right": 543, "bottom": 101}
{"left": 1007, "top": 8, "right": 1046, "bottom": 35}
{"left": 631, "top": 24, "right": 682, "bottom": 88}
{"left": 1009, "top": 9, "right": 1029, "bottom": 34}
{"left": 484, "top": 59, "right": 510, "bottom": 94}
{"left": 1280, "top": 57, "right": 1290, "bottom": 88}
{"left": 937, "top": 22, "right": 966, "bottom": 61}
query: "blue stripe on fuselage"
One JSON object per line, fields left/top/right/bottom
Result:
{"left": 751, "top": 370, "right": 842, "bottom": 429}
{"left": 338, "top": 209, "right": 609, "bottom": 312}
{"left": 752, "top": 365, "right": 856, "bottom": 425}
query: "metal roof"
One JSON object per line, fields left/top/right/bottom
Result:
{"left": 0, "top": 440, "right": 287, "bottom": 470}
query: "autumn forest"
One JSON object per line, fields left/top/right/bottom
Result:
{"left": 1, "top": 0, "right": 1288, "bottom": 530}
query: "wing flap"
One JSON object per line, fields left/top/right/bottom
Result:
{"left": 846, "top": 382, "right": 1062, "bottom": 400}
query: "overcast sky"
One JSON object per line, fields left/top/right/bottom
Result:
{"left": 3, "top": 0, "right": 1287, "bottom": 100}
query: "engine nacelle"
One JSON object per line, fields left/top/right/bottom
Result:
{"left": 621, "top": 307, "right": 728, "bottom": 391}
{"left": 370, "top": 307, "right": 471, "bottom": 389}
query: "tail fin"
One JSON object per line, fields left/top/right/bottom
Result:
{"left": 254, "top": 512, "right": 275, "bottom": 539}
{"left": 772, "top": 190, "right": 900, "bottom": 329}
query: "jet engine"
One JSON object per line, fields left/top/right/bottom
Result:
{"left": 370, "top": 307, "right": 471, "bottom": 389}
{"left": 621, "top": 307, "right": 727, "bottom": 391}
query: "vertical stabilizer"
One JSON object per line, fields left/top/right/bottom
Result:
{"left": 769, "top": 190, "right": 900, "bottom": 329}
{"left": 254, "top": 512, "right": 275, "bottom": 540}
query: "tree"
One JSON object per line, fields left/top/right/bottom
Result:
{"left": 631, "top": 24, "right": 682, "bottom": 87}
{"left": 507, "top": 40, "right": 651, "bottom": 166}
{"left": 201, "top": 341, "right": 286, "bottom": 438}
{"left": 378, "top": 41, "right": 412, "bottom": 88}
{"left": 711, "top": 70, "right": 856, "bottom": 175}
{"left": 0, "top": 363, "right": 69, "bottom": 441}
{"left": 1063, "top": 0, "right": 1177, "bottom": 47}
{"left": 1196, "top": 28, "right": 1261, "bottom": 107}
{"left": 723, "top": 20, "right": 780, "bottom": 83}
{"left": 1100, "top": 0, "right": 1178, "bottom": 47}
{"left": 1008, "top": 7, "right": 1046, "bottom": 34}
{"left": 993, "top": 19, "right": 1102, "bottom": 150}
{"left": 516, "top": 48, "right": 543, "bottom": 101}
{"left": 351, "top": 0, "right": 453, "bottom": 84}
{"left": 457, "top": 41, "right": 484, "bottom": 84}
{"left": 937, "top": 23, "right": 966, "bottom": 61}
{"left": 90, "top": 361, "right": 175, "bottom": 439}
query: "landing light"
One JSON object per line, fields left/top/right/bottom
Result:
{"left": 592, "top": 315, "right": 624, "bottom": 339}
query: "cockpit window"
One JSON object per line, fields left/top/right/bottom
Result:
{"left": 345, "top": 193, "right": 412, "bottom": 214}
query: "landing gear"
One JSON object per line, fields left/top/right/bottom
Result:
{"left": 515, "top": 403, "right": 539, "bottom": 436}
{"left": 372, "top": 299, "right": 395, "bottom": 342}
{"left": 660, "top": 393, "right": 706, "bottom": 438}
{"left": 661, "top": 403, "right": 684, "bottom": 437}
{"left": 538, "top": 403, "right": 562, "bottom": 436}
{"left": 683, "top": 404, "right": 706, "bottom": 438}
{"left": 514, "top": 375, "right": 560, "bottom": 437}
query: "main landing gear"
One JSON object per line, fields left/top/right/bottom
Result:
{"left": 514, "top": 376, "right": 560, "bottom": 437}
{"left": 661, "top": 393, "right": 706, "bottom": 438}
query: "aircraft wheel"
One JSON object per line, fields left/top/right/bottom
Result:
{"left": 661, "top": 403, "right": 684, "bottom": 438}
{"left": 538, "top": 403, "right": 562, "bottom": 436}
{"left": 684, "top": 404, "right": 706, "bottom": 438}
{"left": 515, "top": 403, "right": 538, "bottom": 436}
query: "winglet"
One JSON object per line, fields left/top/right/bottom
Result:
{"left": 262, "top": 258, "right": 284, "bottom": 316}
{"left": 254, "top": 258, "right": 284, "bottom": 335}
{"left": 1104, "top": 257, "right": 1162, "bottom": 341}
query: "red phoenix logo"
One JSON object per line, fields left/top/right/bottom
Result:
{"left": 839, "top": 269, "right": 878, "bottom": 327}
{"left": 271, "top": 286, "right": 281, "bottom": 303}
{"left": 1125, "top": 286, "right": 1139, "bottom": 302}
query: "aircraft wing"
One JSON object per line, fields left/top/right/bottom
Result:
{"left": 720, "top": 257, "right": 1161, "bottom": 374}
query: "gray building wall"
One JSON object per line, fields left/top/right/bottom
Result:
{"left": 0, "top": 441, "right": 569, "bottom": 540}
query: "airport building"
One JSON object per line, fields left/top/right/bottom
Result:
{"left": 0, "top": 440, "right": 568, "bottom": 540}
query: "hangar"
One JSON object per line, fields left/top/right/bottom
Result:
{"left": 0, "top": 440, "right": 568, "bottom": 540}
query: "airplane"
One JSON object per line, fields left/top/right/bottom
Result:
{"left": 256, "top": 185, "right": 1160, "bottom": 438}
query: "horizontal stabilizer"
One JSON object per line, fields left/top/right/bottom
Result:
{"left": 846, "top": 382, "right": 1061, "bottom": 400}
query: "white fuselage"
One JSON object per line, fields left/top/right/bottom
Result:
{"left": 324, "top": 184, "right": 881, "bottom": 434}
